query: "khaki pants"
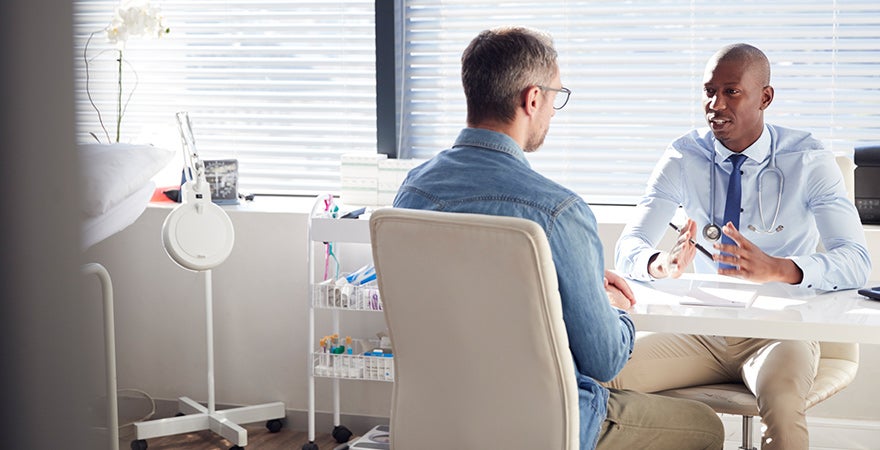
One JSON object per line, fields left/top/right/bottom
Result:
{"left": 597, "top": 388, "right": 724, "bottom": 449}
{"left": 605, "top": 333, "right": 820, "bottom": 450}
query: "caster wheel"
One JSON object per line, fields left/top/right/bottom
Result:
{"left": 302, "top": 442, "right": 319, "bottom": 450}
{"left": 332, "top": 425, "right": 353, "bottom": 443}
{"left": 230, "top": 446, "right": 244, "bottom": 450}
{"left": 266, "top": 418, "right": 283, "bottom": 433}
{"left": 131, "top": 439, "right": 148, "bottom": 450}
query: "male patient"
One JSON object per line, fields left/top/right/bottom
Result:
{"left": 393, "top": 26, "right": 723, "bottom": 450}
{"left": 614, "top": 43, "right": 871, "bottom": 449}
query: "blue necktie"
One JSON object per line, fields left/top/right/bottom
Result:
{"left": 720, "top": 154, "right": 747, "bottom": 268}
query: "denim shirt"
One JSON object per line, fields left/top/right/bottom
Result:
{"left": 394, "top": 127, "right": 635, "bottom": 449}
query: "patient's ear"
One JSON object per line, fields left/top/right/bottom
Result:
{"left": 521, "top": 85, "right": 541, "bottom": 115}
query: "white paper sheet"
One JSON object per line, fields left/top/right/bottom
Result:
{"left": 640, "top": 275, "right": 759, "bottom": 308}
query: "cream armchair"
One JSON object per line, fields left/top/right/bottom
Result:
{"left": 369, "top": 208, "right": 579, "bottom": 450}
{"left": 656, "top": 342, "right": 859, "bottom": 450}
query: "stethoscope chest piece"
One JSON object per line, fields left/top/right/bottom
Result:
{"left": 703, "top": 223, "right": 721, "bottom": 241}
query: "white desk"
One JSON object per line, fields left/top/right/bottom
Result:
{"left": 307, "top": 213, "right": 880, "bottom": 345}
{"left": 627, "top": 274, "right": 880, "bottom": 345}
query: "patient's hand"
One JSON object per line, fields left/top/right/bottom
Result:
{"left": 604, "top": 270, "right": 636, "bottom": 311}
{"left": 606, "top": 285, "right": 634, "bottom": 312}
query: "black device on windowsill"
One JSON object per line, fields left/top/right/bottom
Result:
{"left": 854, "top": 144, "right": 880, "bottom": 224}
{"left": 857, "top": 286, "right": 880, "bottom": 301}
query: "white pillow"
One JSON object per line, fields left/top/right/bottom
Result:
{"left": 82, "top": 181, "right": 156, "bottom": 249}
{"left": 80, "top": 143, "right": 175, "bottom": 217}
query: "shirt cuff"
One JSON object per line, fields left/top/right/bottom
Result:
{"left": 628, "top": 251, "right": 660, "bottom": 282}
{"left": 789, "top": 256, "right": 820, "bottom": 289}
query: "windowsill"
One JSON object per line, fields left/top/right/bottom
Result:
{"left": 148, "top": 195, "right": 880, "bottom": 234}
{"left": 149, "top": 195, "right": 319, "bottom": 215}
{"left": 150, "top": 195, "right": 639, "bottom": 224}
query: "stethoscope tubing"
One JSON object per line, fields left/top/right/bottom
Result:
{"left": 754, "top": 158, "right": 784, "bottom": 233}
{"left": 705, "top": 131, "right": 784, "bottom": 240}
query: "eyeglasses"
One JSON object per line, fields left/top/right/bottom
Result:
{"left": 538, "top": 85, "right": 571, "bottom": 110}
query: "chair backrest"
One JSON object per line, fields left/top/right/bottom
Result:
{"left": 816, "top": 156, "right": 861, "bottom": 406}
{"left": 809, "top": 341, "right": 860, "bottom": 409}
{"left": 369, "top": 208, "right": 579, "bottom": 450}
{"left": 656, "top": 341, "right": 859, "bottom": 417}
{"left": 835, "top": 154, "right": 855, "bottom": 203}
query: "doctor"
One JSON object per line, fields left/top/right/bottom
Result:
{"left": 614, "top": 43, "right": 871, "bottom": 450}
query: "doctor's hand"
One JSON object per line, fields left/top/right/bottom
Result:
{"left": 714, "top": 222, "right": 804, "bottom": 284}
{"left": 604, "top": 270, "right": 636, "bottom": 311}
{"left": 648, "top": 219, "right": 698, "bottom": 279}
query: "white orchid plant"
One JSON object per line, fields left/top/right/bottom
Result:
{"left": 85, "top": 0, "right": 170, "bottom": 143}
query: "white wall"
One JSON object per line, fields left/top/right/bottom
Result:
{"left": 83, "top": 201, "right": 394, "bottom": 421}
{"left": 83, "top": 200, "right": 880, "bottom": 425}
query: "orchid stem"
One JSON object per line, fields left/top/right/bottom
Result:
{"left": 116, "top": 50, "right": 122, "bottom": 143}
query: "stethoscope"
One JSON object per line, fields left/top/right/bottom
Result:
{"left": 703, "top": 133, "right": 785, "bottom": 241}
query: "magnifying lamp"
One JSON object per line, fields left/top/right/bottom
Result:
{"left": 136, "top": 113, "right": 284, "bottom": 449}
{"left": 162, "top": 112, "right": 234, "bottom": 270}
{"left": 162, "top": 180, "right": 234, "bottom": 271}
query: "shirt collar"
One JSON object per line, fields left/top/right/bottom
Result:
{"left": 713, "top": 124, "right": 771, "bottom": 165}
{"left": 452, "top": 127, "right": 531, "bottom": 168}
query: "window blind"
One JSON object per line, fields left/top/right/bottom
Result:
{"left": 400, "top": 0, "right": 880, "bottom": 205}
{"left": 73, "top": 0, "right": 376, "bottom": 195}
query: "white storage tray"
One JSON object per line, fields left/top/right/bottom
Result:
{"left": 312, "top": 281, "right": 382, "bottom": 311}
{"left": 312, "top": 352, "right": 394, "bottom": 382}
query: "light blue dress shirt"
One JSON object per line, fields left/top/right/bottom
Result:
{"left": 616, "top": 124, "right": 871, "bottom": 291}
{"left": 395, "top": 127, "right": 635, "bottom": 449}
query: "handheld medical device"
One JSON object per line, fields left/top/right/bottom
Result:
{"left": 857, "top": 286, "right": 880, "bottom": 301}
{"left": 704, "top": 130, "right": 784, "bottom": 241}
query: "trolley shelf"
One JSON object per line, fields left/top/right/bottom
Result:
{"left": 312, "top": 352, "right": 394, "bottom": 382}
{"left": 312, "top": 282, "right": 383, "bottom": 311}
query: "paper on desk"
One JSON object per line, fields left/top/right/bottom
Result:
{"left": 679, "top": 286, "right": 758, "bottom": 307}
{"left": 642, "top": 276, "right": 759, "bottom": 308}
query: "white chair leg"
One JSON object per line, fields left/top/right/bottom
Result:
{"left": 740, "top": 415, "right": 757, "bottom": 450}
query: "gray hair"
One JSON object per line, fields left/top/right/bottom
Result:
{"left": 461, "top": 26, "right": 558, "bottom": 125}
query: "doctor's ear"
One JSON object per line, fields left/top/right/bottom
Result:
{"left": 760, "top": 85, "right": 775, "bottom": 110}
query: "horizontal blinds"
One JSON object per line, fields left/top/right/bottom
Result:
{"left": 73, "top": 0, "right": 376, "bottom": 195}
{"left": 72, "top": 1, "right": 880, "bottom": 201}
{"left": 401, "top": 0, "right": 880, "bottom": 205}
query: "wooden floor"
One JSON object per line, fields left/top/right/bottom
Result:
{"left": 119, "top": 422, "right": 343, "bottom": 450}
